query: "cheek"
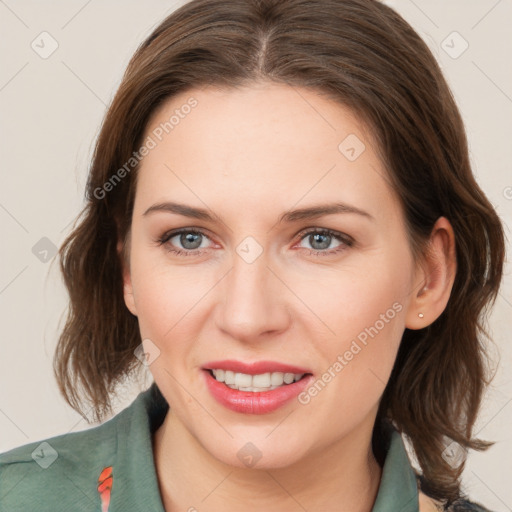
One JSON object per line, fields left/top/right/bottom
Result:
{"left": 129, "top": 248, "right": 203, "bottom": 342}
{"left": 295, "top": 258, "right": 409, "bottom": 347}
{"left": 136, "top": 285, "right": 200, "bottom": 345}
{"left": 297, "top": 259, "right": 409, "bottom": 400}
{"left": 129, "top": 249, "right": 229, "bottom": 372}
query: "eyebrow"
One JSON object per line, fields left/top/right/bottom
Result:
{"left": 142, "top": 201, "right": 374, "bottom": 223}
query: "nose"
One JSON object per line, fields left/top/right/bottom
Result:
{"left": 214, "top": 248, "right": 290, "bottom": 343}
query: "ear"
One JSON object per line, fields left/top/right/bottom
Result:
{"left": 405, "top": 216, "right": 457, "bottom": 330}
{"left": 117, "top": 234, "right": 138, "bottom": 317}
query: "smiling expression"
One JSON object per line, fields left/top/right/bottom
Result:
{"left": 121, "top": 81, "right": 422, "bottom": 468}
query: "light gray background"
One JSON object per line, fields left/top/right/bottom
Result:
{"left": 1, "top": 0, "right": 511, "bottom": 509}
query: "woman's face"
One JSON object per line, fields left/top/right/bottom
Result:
{"left": 122, "top": 82, "right": 422, "bottom": 468}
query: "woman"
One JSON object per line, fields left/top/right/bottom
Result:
{"left": 0, "top": 0, "right": 506, "bottom": 510}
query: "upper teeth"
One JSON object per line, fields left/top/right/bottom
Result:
{"left": 211, "top": 370, "right": 304, "bottom": 390}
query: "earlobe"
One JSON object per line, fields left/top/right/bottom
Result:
{"left": 405, "top": 217, "right": 457, "bottom": 330}
{"left": 117, "top": 238, "right": 138, "bottom": 317}
{"left": 123, "top": 276, "right": 137, "bottom": 317}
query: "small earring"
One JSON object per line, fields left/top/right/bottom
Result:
{"left": 418, "top": 312, "right": 424, "bottom": 318}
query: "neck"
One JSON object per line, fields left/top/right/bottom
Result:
{"left": 153, "top": 411, "right": 383, "bottom": 512}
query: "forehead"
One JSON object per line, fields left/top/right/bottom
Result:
{"left": 135, "top": 82, "right": 399, "bottom": 224}
{"left": 144, "top": 82, "right": 371, "bottom": 165}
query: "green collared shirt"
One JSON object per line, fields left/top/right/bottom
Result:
{"left": 0, "top": 383, "right": 487, "bottom": 511}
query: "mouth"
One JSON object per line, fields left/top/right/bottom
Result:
{"left": 204, "top": 368, "right": 312, "bottom": 392}
{"left": 202, "top": 367, "right": 315, "bottom": 414}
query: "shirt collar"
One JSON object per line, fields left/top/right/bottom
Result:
{"left": 371, "top": 427, "right": 419, "bottom": 511}
{"left": 112, "top": 381, "right": 168, "bottom": 511}
{"left": 116, "top": 382, "right": 418, "bottom": 511}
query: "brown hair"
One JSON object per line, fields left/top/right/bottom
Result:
{"left": 54, "top": 0, "right": 506, "bottom": 503}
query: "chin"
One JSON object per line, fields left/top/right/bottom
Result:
{"left": 203, "top": 435, "right": 307, "bottom": 471}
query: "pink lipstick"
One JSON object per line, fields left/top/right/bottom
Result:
{"left": 201, "top": 360, "right": 314, "bottom": 414}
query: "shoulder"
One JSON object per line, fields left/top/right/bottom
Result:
{"left": 0, "top": 409, "right": 122, "bottom": 511}
{"left": 444, "top": 498, "right": 495, "bottom": 512}
{"left": 419, "top": 490, "right": 445, "bottom": 511}
{"left": 419, "top": 490, "right": 495, "bottom": 512}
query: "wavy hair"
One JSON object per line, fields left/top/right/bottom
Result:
{"left": 53, "top": 0, "right": 506, "bottom": 503}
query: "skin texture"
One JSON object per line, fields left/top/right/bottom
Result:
{"left": 119, "top": 82, "right": 456, "bottom": 511}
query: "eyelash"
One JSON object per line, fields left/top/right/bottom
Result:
{"left": 156, "top": 227, "right": 354, "bottom": 257}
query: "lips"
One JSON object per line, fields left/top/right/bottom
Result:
{"left": 203, "top": 369, "right": 315, "bottom": 414}
{"left": 202, "top": 359, "right": 313, "bottom": 375}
